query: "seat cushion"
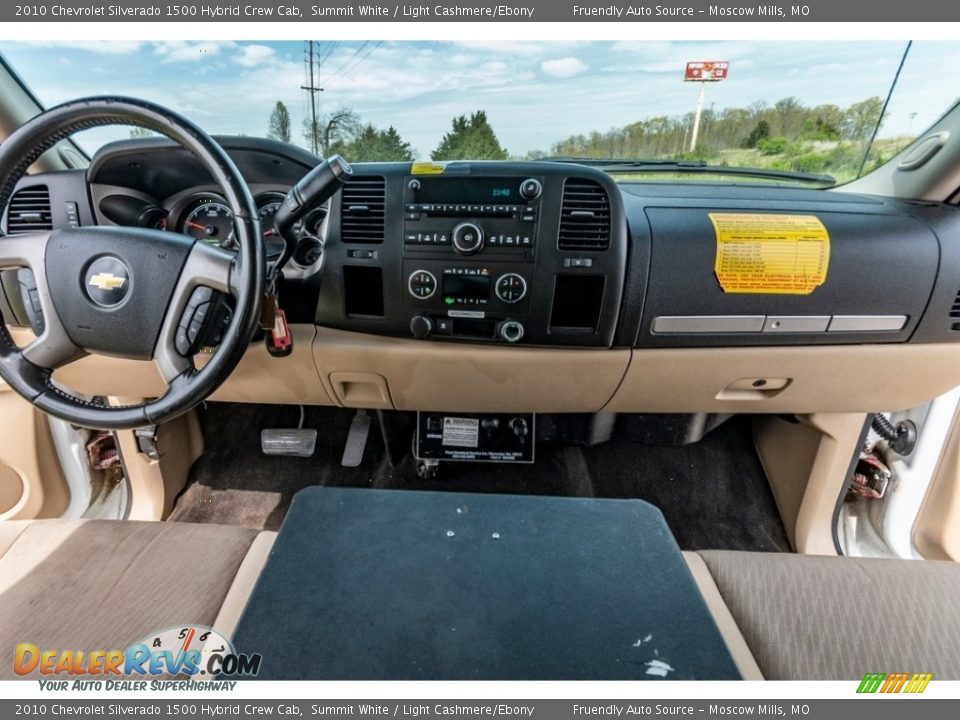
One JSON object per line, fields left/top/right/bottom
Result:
{"left": 0, "top": 519, "right": 262, "bottom": 679}
{"left": 698, "top": 550, "right": 960, "bottom": 680}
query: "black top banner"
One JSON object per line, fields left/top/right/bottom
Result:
{"left": 2, "top": 1, "right": 955, "bottom": 23}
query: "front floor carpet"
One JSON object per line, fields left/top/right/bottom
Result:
{"left": 169, "top": 403, "right": 790, "bottom": 552}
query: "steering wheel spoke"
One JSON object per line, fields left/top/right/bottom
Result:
{"left": 153, "top": 241, "right": 236, "bottom": 384}
{"left": 1, "top": 231, "right": 84, "bottom": 371}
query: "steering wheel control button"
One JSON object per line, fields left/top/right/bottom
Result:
{"left": 175, "top": 286, "right": 215, "bottom": 356}
{"left": 84, "top": 256, "right": 130, "bottom": 308}
{"left": 452, "top": 222, "right": 484, "bottom": 255}
{"left": 408, "top": 270, "right": 437, "bottom": 299}
{"left": 495, "top": 273, "right": 527, "bottom": 303}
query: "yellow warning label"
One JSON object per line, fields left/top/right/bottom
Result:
{"left": 410, "top": 162, "right": 447, "bottom": 175}
{"left": 710, "top": 213, "right": 830, "bottom": 295}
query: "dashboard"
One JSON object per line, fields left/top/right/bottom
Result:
{"left": 4, "top": 136, "right": 960, "bottom": 416}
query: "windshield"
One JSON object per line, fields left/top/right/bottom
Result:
{"left": 1, "top": 40, "right": 957, "bottom": 186}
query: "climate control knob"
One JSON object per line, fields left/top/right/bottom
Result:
{"left": 452, "top": 222, "right": 484, "bottom": 255}
{"left": 408, "top": 270, "right": 437, "bottom": 299}
{"left": 410, "top": 315, "right": 434, "bottom": 338}
{"left": 495, "top": 273, "right": 527, "bottom": 303}
{"left": 498, "top": 320, "right": 525, "bottom": 343}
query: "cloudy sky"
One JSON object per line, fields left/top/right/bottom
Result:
{"left": 1, "top": 40, "right": 957, "bottom": 158}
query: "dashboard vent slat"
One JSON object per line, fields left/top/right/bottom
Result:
{"left": 558, "top": 179, "right": 610, "bottom": 251}
{"left": 340, "top": 175, "right": 386, "bottom": 244}
{"left": 950, "top": 287, "right": 960, "bottom": 320}
{"left": 5, "top": 185, "right": 52, "bottom": 234}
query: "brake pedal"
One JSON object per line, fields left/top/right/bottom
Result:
{"left": 341, "top": 410, "right": 371, "bottom": 468}
{"left": 261, "top": 406, "right": 317, "bottom": 457}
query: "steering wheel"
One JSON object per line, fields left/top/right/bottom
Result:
{"left": 0, "top": 97, "right": 264, "bottom": 430}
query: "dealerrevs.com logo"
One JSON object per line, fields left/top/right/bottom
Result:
{"left": 14, "top": 625, "right": 261, "bottom": 680}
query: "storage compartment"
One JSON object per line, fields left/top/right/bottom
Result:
{"left": 342, "top": 266, "right": 384, "bottom": 318}
{"left": 550, "top": 274, "right": 605, "bottom": 331}
{"left": 638, "top": 208, "right": 940, "bottom": 347}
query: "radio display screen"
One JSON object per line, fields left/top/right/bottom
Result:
{"left": 415, "top": 177, "right": 521, "bottom": 204}
{"left": 442, "top": 274, "right": 490, "bottom": 300}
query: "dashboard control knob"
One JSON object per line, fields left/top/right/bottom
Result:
{"left": 407, "top": 270, "right": 437, "bottom": 299}
{"left": 498, "top": 320, "right": 525, "bottom": 343}
{"left": 519, "top": 178, "right": 542, "bottom": 200}
{"left": 408, "top": 178, "right": 422, "bottom": 192}
{"left": 495, "top": 273, "right": 528, "bottom": 303}
{"left": 410, "top": 315, "right": 434, "bottom": 339}
{"left": 452, "top": 222, "right": 484, "bottom": 255}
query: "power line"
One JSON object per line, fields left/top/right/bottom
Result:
{"left": 323, "top": 41, "right": 382, "bottom": 85}
{"left": 320, "top": 41, "right": 368, "bottom": 85}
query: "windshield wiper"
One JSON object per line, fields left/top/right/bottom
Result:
{"left": 537, "top": 156, "right": 836, "bottom": 186}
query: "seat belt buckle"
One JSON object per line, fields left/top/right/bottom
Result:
{"left": 266, "top": 308, "right": 293, "bottom": 358}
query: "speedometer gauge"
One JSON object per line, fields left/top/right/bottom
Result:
{"left": 256, "top": 193, "right": 296, "bottom": 259}
{"left": 181, "top": 197, "right": 236, "bottom": 249}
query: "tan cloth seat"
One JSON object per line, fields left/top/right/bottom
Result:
{"left": 0, "top": 519, "right": 274, "bottom": 680}
{"left": 687, "top": 550, "right": 960, "bottom": 680}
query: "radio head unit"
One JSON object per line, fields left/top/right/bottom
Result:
{"left": 403, "top": 175, "right": 543, "bottom": 256}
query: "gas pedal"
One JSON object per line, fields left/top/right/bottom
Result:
{"left": 341, "top": 410, "right": 371, "bottom": 467}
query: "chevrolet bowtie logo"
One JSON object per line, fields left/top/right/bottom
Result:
{"left": 88, "top": 273, "right": 127, "bottom": 291}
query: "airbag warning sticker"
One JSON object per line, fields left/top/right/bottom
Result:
{"left": 442, "top": 417, "right": 479, "bottom": 448}
{"left": 710, "top": 213, "right": 830, "bottom": 295}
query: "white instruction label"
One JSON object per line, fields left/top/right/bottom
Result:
{"left": 442, "top": 417, "right": 480, "bottom": 448}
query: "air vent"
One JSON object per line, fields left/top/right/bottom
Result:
{"left": 950, "top": 288, "right": 960, "bottom": 320}
{"left": 558, "top": 178, "right": 610, "bottom": 251}
{"left": 5, "top": 185, "right": 52, "bottom": 234}
{"left": 340, "top": 175, "right": 386, "bottom": 244}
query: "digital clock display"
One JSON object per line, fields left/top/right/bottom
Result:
{"left": 414, "top": 177, "right": 524, "bottom": 204}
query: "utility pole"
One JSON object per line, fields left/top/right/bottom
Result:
{"left": 689, "top": 82, "right": 706, "bottom": 152}
{"left": 301, "top": 41, "right": 324, "bottom": 155}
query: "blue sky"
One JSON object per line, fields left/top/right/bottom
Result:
{"left": 1, "top": 40, "right": 957, "bottom": 158}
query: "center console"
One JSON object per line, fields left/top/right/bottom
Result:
{"left": 314, "top": 162, "right": 628, "bottom": 347}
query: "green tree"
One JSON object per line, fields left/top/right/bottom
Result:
{"left": 267, "top": 101, "right": 292, "bottom": 144}
{"left": 129, "top": 127, "right": 154, "bottom": 139}
{"left": 304, "top": 107, "right": 361, "bottom": 156}
{"left": 334, "top": 124, "right": 415, "bottom": 162}
{"left": 432, "top": 111, "right": 508, "bottom": 161}
{"left": 842, "top": 97, "right": 884, "bottom": 142}
{"left": 742, "top": 120, "right": 771, "bottom": 149}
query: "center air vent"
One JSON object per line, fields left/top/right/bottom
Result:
{"left": 5, "top": 185, "right": 52, "bottom": 234}
{"left": 558, "top": 178, "right": 610, "bottom": 251}
{"left": 340, "top": 175, "right": 386, "bottom": 244}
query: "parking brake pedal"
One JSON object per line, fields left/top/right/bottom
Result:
{"left": 261, "top": 406, "right": 317, "bottom": 457}
{"left": 341, "top": 410, "right": 371, "bottom": 468}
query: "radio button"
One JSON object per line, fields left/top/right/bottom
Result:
{"left": 496, "top": 273, "right": 527, "bottom": 304}
{"left": 520, "top": 178, "right": 543, "bottom": 200}
{"left": 452, "top": 222, "right": 484, "bottom": 255}
{"left": 437, "top": 233, "right": 450, "bottom": 245}
{"left": 408, "top": 270, "right": 437, "bottom": 300}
